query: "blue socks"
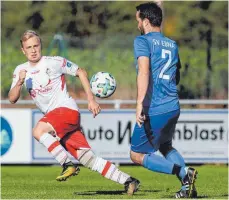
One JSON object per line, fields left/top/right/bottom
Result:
{"left": 143, "top": 153, "right": 175, "bottom": 174}
{"left": 143, "top": 152, "right": 187, "bottom": 180}
{"left": 166, "top": 149, "right": 185, "bottom": 167}
{"left": 165, "top": 149, "right": 186, "bottom": 179}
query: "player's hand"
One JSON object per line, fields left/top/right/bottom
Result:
{"left": 136, "top": 103, "right": 145, "bottom": 127}
{"left": 88, "top": 99, "right": 101, "bottom": 118}
{"left": 18, "top": 69, "right": 27, "bottom": 85}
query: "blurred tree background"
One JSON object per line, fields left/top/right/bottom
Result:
{"left": 1, "top": 1, "right": 228, "bottom": 100}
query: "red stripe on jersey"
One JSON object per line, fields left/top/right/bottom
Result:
{"left": 101, "top": 161, "right": 112, "bottom": 176}
{"left": 61, "top": 74, "right": 65, "bottom": 90}
{"left": 48, "top": 141, "right": 59, "bottom": 152}
{"left": 62, "top": 59, "right": 67, "bottom": 67}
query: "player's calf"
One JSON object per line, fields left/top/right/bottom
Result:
{"left": 78, "top": 149, "right": 140, "bottom": 195}
{"left": 37, "top": 131, "right": 78, "bottom": 181}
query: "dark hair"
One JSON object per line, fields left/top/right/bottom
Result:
{"left": 136, "top": 2, "right": 162, "bottom": 27}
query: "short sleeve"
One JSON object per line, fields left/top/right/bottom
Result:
{"left": 134, "top": 37, "right": 150, "bottom": 59}
{"left": 10, "top": 68, "right": 20, "bottom": 89}
{"left": 51, "top": 56, "right": 79, "bottom": 76}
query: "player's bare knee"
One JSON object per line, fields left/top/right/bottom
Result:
{"left": 33, "top": 127, "right": 44, "bottom": 140}
{"left": 130, "top": 151, "right": 136, "bottom": 163}
{"left": 33, "top": 122, "right": 53, "bottom": 140}
{"left": 130, "top": 151, "right": 144, "bottom": 165}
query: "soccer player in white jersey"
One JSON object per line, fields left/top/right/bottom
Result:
{"left": 8, "top": 30, "right": 140, "bottom": 195}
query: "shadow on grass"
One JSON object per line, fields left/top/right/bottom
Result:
{"left": 212, "top": 194, "right": 229, "bottom": 198}
{"left": 163, "top": 194, "right": 229, "bottom": 199}
{"left": 192, "top": 194, "right": 229, "bottom": 199}
{"left": 74, "top": 189, "right": 162, "bottom": 196}
{"left": 162, "top": 194, "right": 209, "bottom": 199}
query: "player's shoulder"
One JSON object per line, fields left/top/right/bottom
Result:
{"left": 42, "top": 56, "right": 65, "bottom": 62}
{"left": 134, "top": 35, "right": 148, "bottom": 41}
{"left": 163, "top": 36, "right": 178, "bottom": 46}
{"left": 14, "top": 62, "right": 28, "bottom": 73}
{"left": 42, "top": 56, "right": 66, "bottom": 67}
{"left": 134, "top": 35, "right": 148, "bottom": 45}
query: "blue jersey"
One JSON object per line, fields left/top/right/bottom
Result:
{"left": 134, "top": 32, "right": 180, "bottom": 115}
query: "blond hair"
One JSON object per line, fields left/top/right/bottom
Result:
{"left": 20, "top": 30, "right": 41, "bottom": 47}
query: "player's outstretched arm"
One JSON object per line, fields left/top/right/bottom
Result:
{"left": 8, "top": 69, "right": 27, "bottom": 104}
{"left": 76, "top": 68, "right": 101, "bottom": 118}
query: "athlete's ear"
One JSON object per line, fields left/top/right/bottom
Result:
{"left": 21, "top": 47, "right": 26, "bottom": 55}
{"left": 143, "top": 18, "right": 149, "bottom": 27}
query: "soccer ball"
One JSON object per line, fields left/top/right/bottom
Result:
{"left": 90, "top": 72, "right": 116, "bottom": 98}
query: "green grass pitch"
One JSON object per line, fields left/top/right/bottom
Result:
{"left": 1, "top": 165, "right": 228, "bottom": 199}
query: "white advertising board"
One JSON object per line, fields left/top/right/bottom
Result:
{"left": 173, "top": 110, "right": 228, "bottom": 163}
{"left": 32, "top": 109, "right": 228, "bottom": 164}
{"left": 1, "top": 109, "right": 32, "bottom": 163}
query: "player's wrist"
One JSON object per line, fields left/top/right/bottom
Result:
{"left": 136, "top": 101, "right": 143, "bottom": 105}
{"left": 16, "top": 80, "right": 24, "bottom": 86}
{"left": 87, "top": 95, "right": 95, "bottom": 102}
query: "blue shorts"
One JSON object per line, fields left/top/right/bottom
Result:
{"left": 131, "top": 109, "right": 180, "bottom": 154}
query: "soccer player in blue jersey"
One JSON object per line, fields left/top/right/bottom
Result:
{"left": 130, "top": 2, "right": 198, "bottom": 198}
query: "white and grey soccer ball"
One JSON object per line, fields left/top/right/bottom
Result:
{"left": 90, "top": 72, "right": 116, "bottom": 98}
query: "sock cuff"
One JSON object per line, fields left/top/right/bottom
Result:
{"left": 143, "top": 154, "right": 149, "bottom": 167}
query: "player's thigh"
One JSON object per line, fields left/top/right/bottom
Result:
{"left": 33, "top": 121, "right": 54, "bottom": 140}
{"left": 39, "top": 107, "right": 80, "bottom": 139}
{"left": 60, "top": 129, "right": 91, "bottom": 159}
{"left": 159, "top": 109, "right": 180, "bottom": 145}
{"left": 131, "top": 113, "right": 167, "bottom": 153}
{"left": 131, "top": 110, "right": 180, "bottom": 154}
{"left": 131, "top": 122, "right": 157, "bottom": 154}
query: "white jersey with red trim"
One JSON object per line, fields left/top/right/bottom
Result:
{"left": 11, "top": 56, "right": 79, "bottom": 114}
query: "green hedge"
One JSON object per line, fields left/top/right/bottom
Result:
{"left": 1, "top": 43, "right": 227, "bottom": 99}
